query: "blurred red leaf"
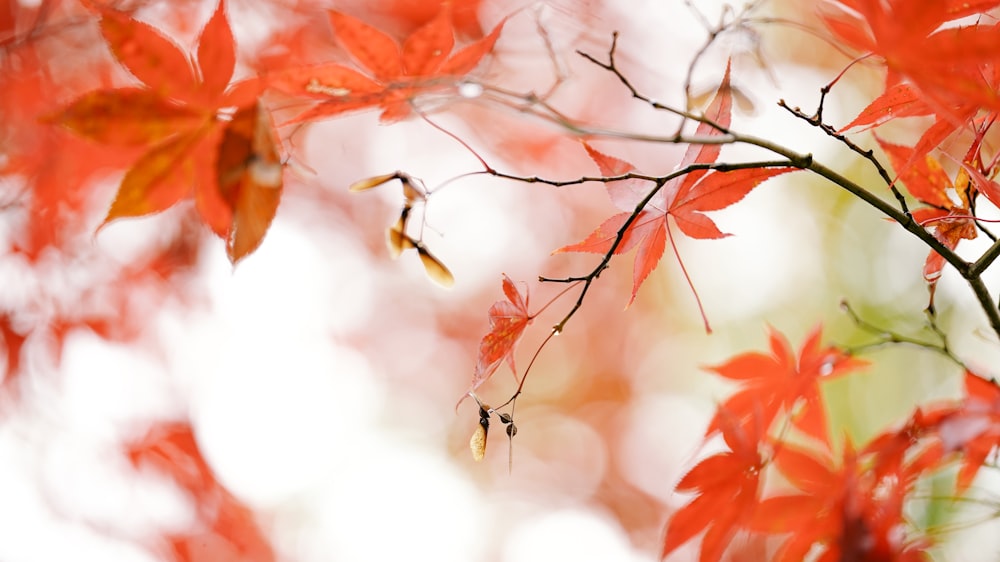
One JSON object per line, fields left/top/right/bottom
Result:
{"left": 661, "top": 411, "right": 764, "bottom": 562}
{"left": 749, "top": 443, "right": 931, "bottom": 561}
{"left": 820, "top": 0, "right": 1000, "bottom": 113}
{"left": 0, "top": 314, "right": 27, "bottom": 395}
{"left": 378, "top": 0, "right": 484, "bottom": 38}
{"left": 129, "top": 422, "right": 275, "bottom": 562}
{"left": 271, "top": 7, "right": 504, "bottom": 123}
{"left": 935, "top": 371, "right": 1000, "bottom": 493}
{"left": 705, "top": 325, "right": 867, "bottom": 446}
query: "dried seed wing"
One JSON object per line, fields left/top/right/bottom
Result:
{"left": 349, "top": 172, "right": 399, "bottom": 192}
{"left": 416, "top": 244, "right": 454, "bottom": 287}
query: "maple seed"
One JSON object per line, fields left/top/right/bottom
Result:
{"left": 416, "top": 243, "right": 455, "bottom": 288}
{"left": 349, "top": 172, "right": 400, "bottom": 192}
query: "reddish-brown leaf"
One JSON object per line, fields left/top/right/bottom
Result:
{"left": 961, "top": 160, "right": 1000, "bottom": 212}
{"left": 213, "top": 101, "right": 284, "bottom": 264}
{"left": 555, "top": 212, "right": 648, "bottom": 255}
{"left": 103, "top": 131, "right": 204, "bottom": 224}
{"left": 468, "top": 275, "right": 532, "bottom": 393}
{"left": 378, "top": 0, "right": 485, "bottom": 39}
{"left": 934, "top": 371, "right": 1000, "bottom": 493}
{"left": 754, "top": 442, "right": 932, "bottom": 562}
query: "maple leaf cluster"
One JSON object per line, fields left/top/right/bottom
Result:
{"left": 6, "top": 0, "right": 1000, "bottom": 561}
{"left": 1, "top": 1, "right": 506, "bottom": 560}
{"left": 823, "top": 0, "right": 1000, "bottom": 296}
{"left": 41, "top": 0, "right": 503, "bottom": 267}
{"left": 660, "top": 326, "right": 1000, "bottom": 562}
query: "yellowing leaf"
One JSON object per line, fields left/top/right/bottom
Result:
{"left": 103, "top": 132, "right": 202, "bottom": 224}
{"left": 47, "top": 88, "right": 201, "bottom": 146}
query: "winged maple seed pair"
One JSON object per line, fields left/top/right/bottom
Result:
{"left": 348, "top": 172, "right": 454, "bottom": 287}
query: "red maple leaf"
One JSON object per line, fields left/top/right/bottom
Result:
{"left": 0, "top": 314, "right": 27, "bottom": 396}
{"left": 876, "top": 138, "right": 977, "bottom": 290}
{"left": 269, "top": 6, "right": 504, "bottom": 124}
{"left": 47, "top": 1, "right": 280, "bottom": 264}
{"left": 1, "top": 18, "right": 130, "bottom": 258}
{"left": 862, "top": 404, "right": 953, "bottom": 485}
{"left": 661, "top": 410, "right": 765, "bottom": 562}
{"left": 378, "top": 0, "right": 485, "bottom": 39}
{"left": 129, "top": 422, "right": 275, "bottom": 562}
{"left": 705, "top": 325, "right": 868, "bottom": 447}
{"left": 934, "top": 371, "right": 1000, "bottom": 493}
{"left": 749, "top": 443, "right": 931, "bottom": 561}
{"left": 556, "top": 63, "right": 795, "bottom": 328}
{"left": 464, "top": 274, "right": 532, "bottom": 398}
{"left": 839, "top": 78, "right": 983, "bottom": 168}
{"left": 820, "top": 1, "right": 1000, "bottom": 114}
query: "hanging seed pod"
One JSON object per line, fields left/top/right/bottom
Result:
{"left": 470, "top": 405, "right": 491, "bottom": 461}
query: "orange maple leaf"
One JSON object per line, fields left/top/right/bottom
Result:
{"left": 661, "top": 411, "right": 765, "bottom": 562}
{"left": 47, "top": 1, "right": 281, "bottom": 264}
{"left": 556, "top": 63, "right": 795, "bottom": 329}
{"left": 934, "top": 371, "right": 1000, "bottom": 493}
{"left": 839, "top": 79, "right": 982, "bottom": 168}
{"left": 749, "top": 443, "right": 931, "bottom": 562}
{"left": 876, "top": 138, "right": 978, "bottom": 289}
{"left": 705, "top": 325, "right": 867, "bottom": 446}
{"left": 268, "top": 7, "right": 504, "bottom": 123}
{"left": 820, "top": 0, "right": 1000, "bottom": 114}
